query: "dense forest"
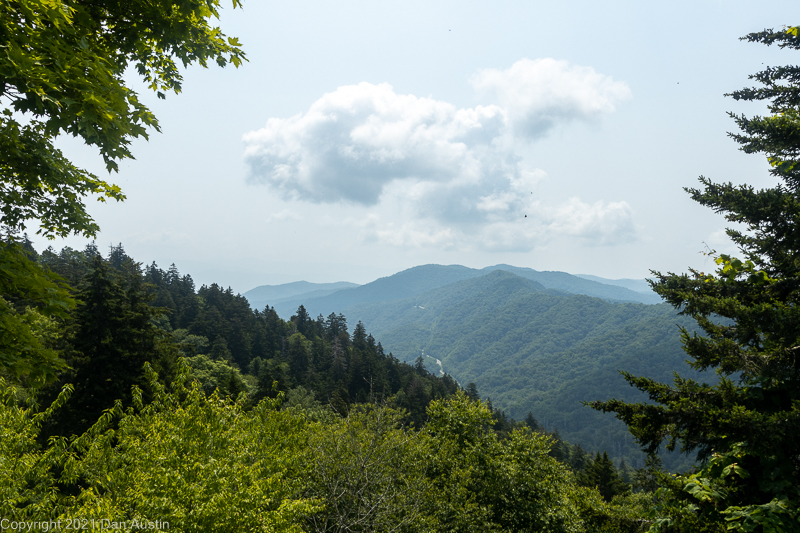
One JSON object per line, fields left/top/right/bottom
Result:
{"left": 318, "top": 268, "right": 705, "bottom": 470}
{"left": 3, "top": 241, "right": 648, "bottom": 531}
{"left": 32, "top": 241, "right": 464, "bottom": 428}
{"left": 1, "top": 0, "right": 799, "bottom": 530}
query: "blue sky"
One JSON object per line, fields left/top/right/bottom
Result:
{"left": 41, "top": 0, "right": 796, "bottom": 293}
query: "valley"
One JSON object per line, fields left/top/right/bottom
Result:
{"left": 245, "top": 264, "right": 702, "bottom": 469}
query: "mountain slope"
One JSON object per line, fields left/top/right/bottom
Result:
{"left": 273, "top": 264, "right": 483, "bottom": 318}
{"left": 574, "top": 274, "right": 655, "bottom": 295}
{"left": 269, "top": 264, "right": 658, "bottom": 319}
{"left": 244, "top": 281, "right": 358, "bottom": 311}
{"left": 341, "top": 270, "right": 700, "bottom": 469}
{"left": 484, "top": 265, "right": 661, "bottom": 303}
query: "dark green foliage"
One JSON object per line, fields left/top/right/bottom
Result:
{"left": 0, "top": 237, "right": 76, "bottom": 387}
{"left": 465, "top": 382, "right": 480, "bottom": 402}
{"left": 632, "top": 454, "right": 663, "bottom": 494}
{"left": 423, "top": 392, "right": 585, "bottom": 533}
{"left": 577, "top": 452, "right": 630, "bottom": 502}
{"left": 45, "top": 255, "right": 177, "bottom": 436}
{"left": 0, "top": 0, "right": 244, "bottom": 240}
{"left": 40, "top": 247, "right": 462, "bottom": 426}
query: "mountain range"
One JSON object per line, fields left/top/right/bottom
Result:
{"left": 243, "top": 264, "right": 698, "bottom": 468}
{"left": 244, "top": 264, "right": 661, "bottom": 319}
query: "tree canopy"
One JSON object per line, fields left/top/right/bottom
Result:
{"left": 0, "top": 0, "right": 245, "bottom": 238}
{"left": 0, "top": 0, "right": 244, "bottom": 384}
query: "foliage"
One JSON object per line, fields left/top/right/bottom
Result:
{"left": 1, "top": 365, "right": 320, "bottom": 531}
{"left": 591, "top": 26, "right": 800, "bottom": 531}
{"left": 183, "top": 353, "right": 251, "bottom": 398}
{"left": 2, "top": 242, "right": 657, "bottom": 531}
{"left": 43, "top": 254, "right": 178, "bottom": 437}
{"left": 578, "top": 452, "right": 631, "bottom": 502}
{"left": 423, "top": 392, "right": 585, "bottom": 533}
{"left": 0, "top": 378, "right": 71, "bottom": 520}
{"left": 0, "top": 239, "right": 73, "bottom": 386}
{"left": 55, "top": 369, "right": 317, "bottom": 532}
{"left": 0, "top": 0, "right": 244, "bottom": 417}
{"left": 304, "top": 405, "right": 430, "bottom": 533}
{"left": 573, "top": 489, "right": 652, "bottom": 533}
{"left": 37, "top": 244, "right": 461, "bottom": 426}
{"left": 0, "top": 0, "right": 245, "bottom": 238}
{"left": 350, "top": 269, "right": 700, "bottom": 470}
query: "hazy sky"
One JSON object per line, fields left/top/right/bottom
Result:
{"left": 39, "top": 0, "right": 796, "bottom": 293}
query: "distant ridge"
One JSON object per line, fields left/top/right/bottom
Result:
{"left": 574, "top": 274, "right": 655, "bottom": 295}
{"left": 484, "top": 265, "right": 661, "bottom": 304}
{"left": 244, "top": 281, "right": 359, "bottom": 311}
{"left": 271, "top": 264, "right": 480, "bottom": 316}
{"left": 255, "top": 264, "right": 660, "bottom": 318}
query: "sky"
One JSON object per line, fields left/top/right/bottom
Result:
{"left": 37, "top": 0, "right": 798, "bottom": 293}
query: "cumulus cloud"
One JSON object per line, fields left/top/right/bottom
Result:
{"left": 471, "top": 58, "right": 632, "bottom": 139}
{"left": 356, "top": 195, "right": 636, "bottom": 252}
{"left": 243, "top": 82, "right": 506, "bottom": 205}
{"left": 243, "top": 58, "right": 635, "bottom": 251}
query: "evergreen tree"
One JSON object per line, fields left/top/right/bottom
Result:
{"left": 465, "top": 382, "right": 480, "bottom": 402}
{"left": 592, "top": 26, "right": 800, "bottom": 529}
{"left": 287, "top": 333, "right": 310, "bottom": 380}
{"left": 413, "top": 355, "right": 428, "bottom": 376}
{"left": 524, "top": 411, "right": 539, "bottom": 431}
{"left": 577, "top": 452, "right": 630, "bottom": 502}
{"left": 292, "top": 305, "right": 311, "bottom": 337}
{"left": 632, "top": 454, "right": 664, "bottom": 494}
{"left": 49, "top": 255, "right": 177, "bottom": 436}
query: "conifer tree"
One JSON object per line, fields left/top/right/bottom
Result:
{"left": 577, "top": 452, "right": 630, "bottom": 502}
{"left": 592, "top": 26, "right": 800, "bottom": 530}
{"left": 51, "top": 255, "right": 177, "bottom": 436}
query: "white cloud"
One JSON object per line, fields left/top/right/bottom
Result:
{"left": 705, "top": 228, "right": 740, "bottom": 256}
{"left": 243, "top": 59, "right": 635, "bottom": 251}
{"left": 243, "top": 82, "right": 506, "bottom": 205}
{"left": 471, "top": 58, "right": 632, "bottom": 139}
{"left": 355, "top": 194, "right": 636, "bottom": 252}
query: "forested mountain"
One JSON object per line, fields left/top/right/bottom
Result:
{"left": 295, "top": 269, "right": 703, "bottom": 469}
{"left": 31, "top": 244, "right": 461, "bottom": 429}
{"left": 481, "top": 265, "right": 661, "bottom": 304}
{"left": 1, "top": 3, "right": 794, "bottom": 527}
{"left": 258, "top": 263, "right": 660, "bottom": 319}
{"left": 34, "top": 245, "right": 691, "bottom": 470}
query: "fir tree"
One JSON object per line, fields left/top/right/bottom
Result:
{"left": 592, "top": 26, "right": 800, "bottom": 529}
{"left": 49, "top": 255, "right": 177, "bottom": 436}
{"left": 577, "top": 452, "right": 630, "bottom": 502}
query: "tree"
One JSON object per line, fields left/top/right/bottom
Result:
{"left": 48, "top": 255, "right": 177, "bottom": 436}
{"left": 465, "top": 382, "right": 480, "bottom": 402}
{"left": 577, "top": 452, "right": 630, "bottom": 502}
{"left": 424, "top": 391, "right": 584, "bottom": 533}
{"left": 304, "top": 405, "right": 429, "bottom": 533}
{"left": 292, "top": 305, "right": 312, "bottom": 337}
{"left": 1, "top": 0, "right": 245, "bottom": 239}
{"left": 592, "top": 26, "right": 800, "bottom": 531}
{"left": 0, "top": 239, "right": 73, "bottom": 386}
{"left": 0, "top": 0, "right": 244, "bottom": 389}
